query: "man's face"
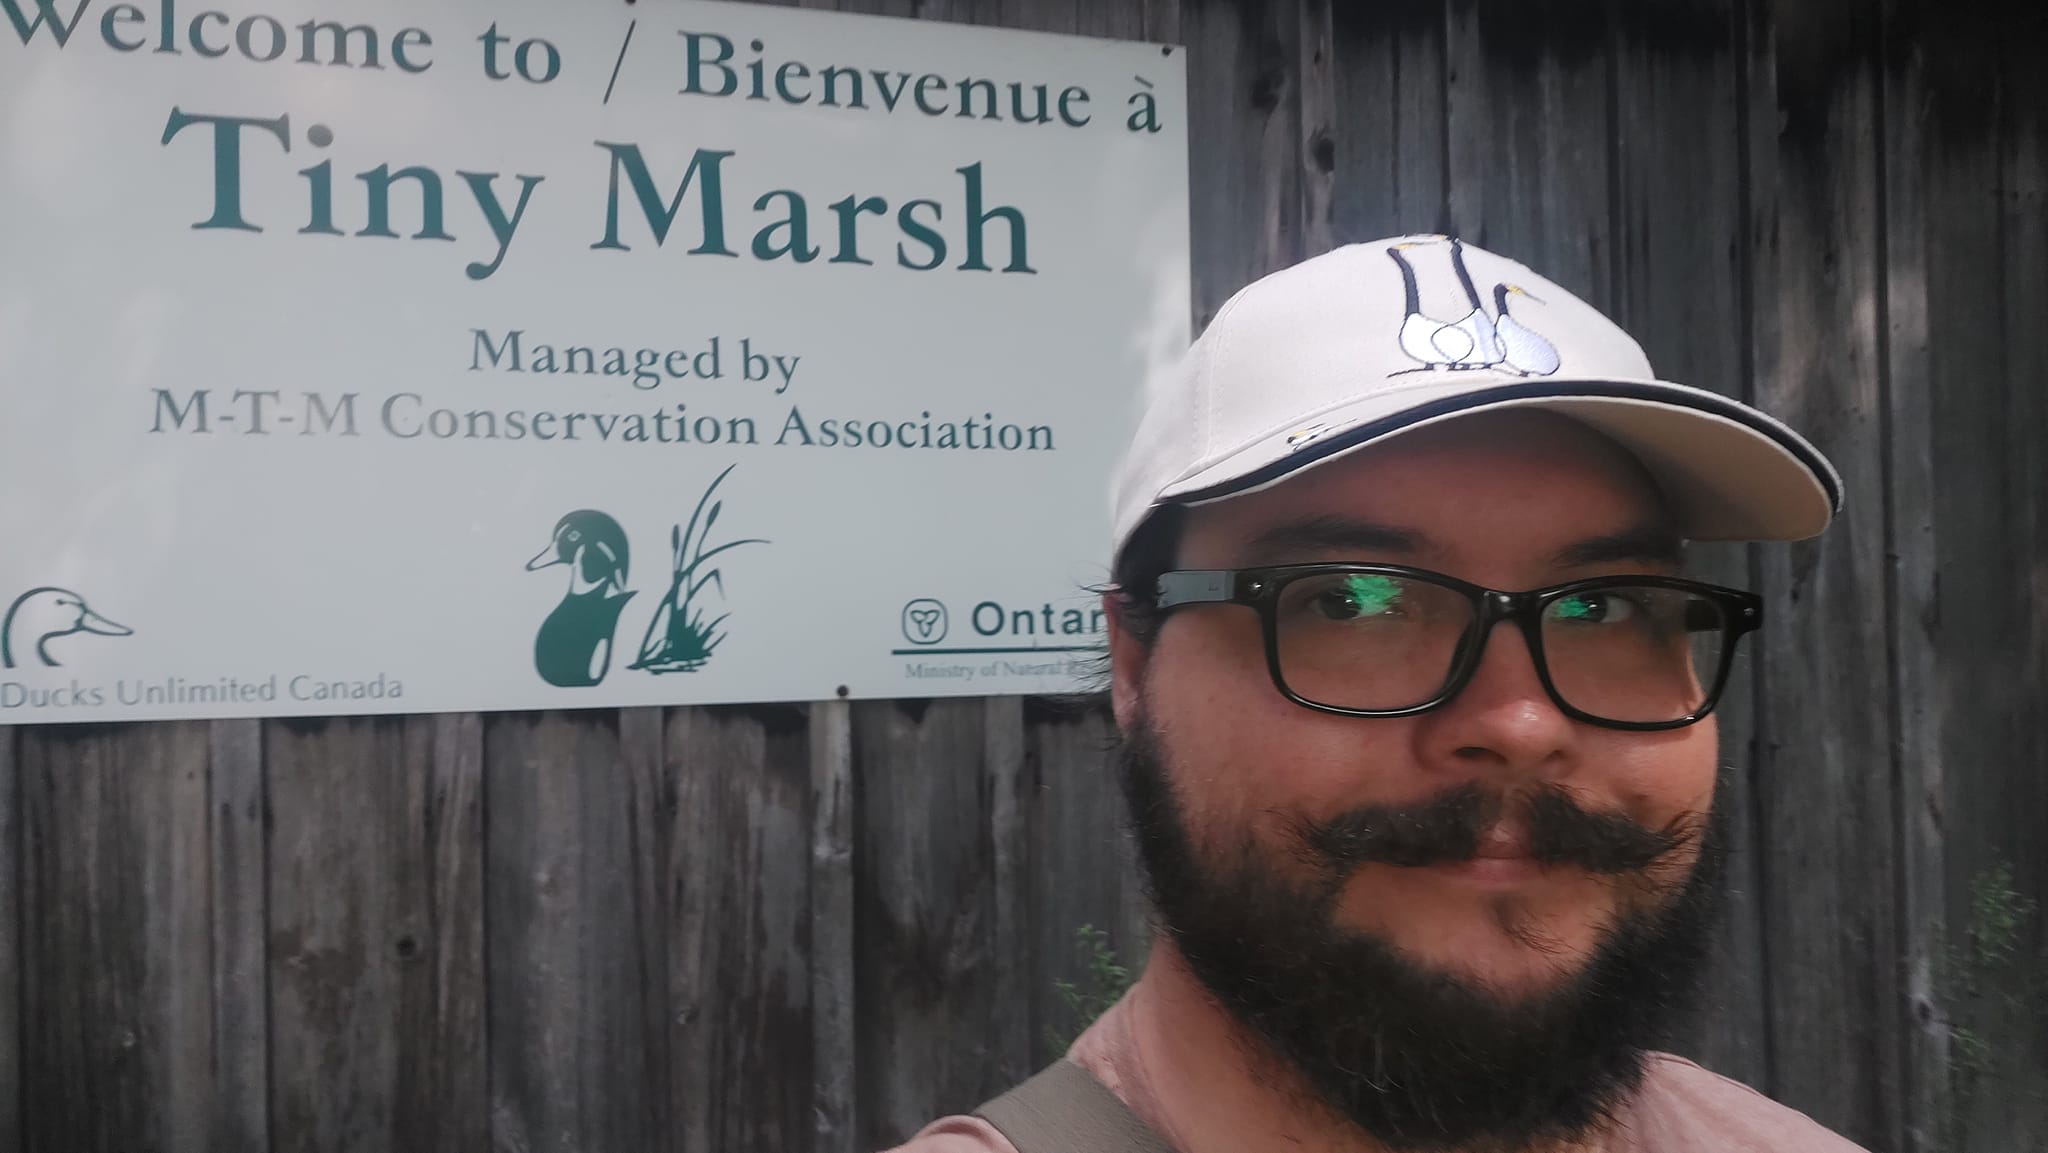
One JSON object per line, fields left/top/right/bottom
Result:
{"left": 1108, "top": 411, "right": 1726, "bottom": 1146}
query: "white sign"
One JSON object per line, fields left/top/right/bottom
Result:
{"left": 0, "top": 0, "right": 1189, "bottom": 723}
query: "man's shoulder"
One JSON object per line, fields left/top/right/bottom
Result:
{"left": 881, "top": 999, "right": 1145, "bottom": 1153}
{"left": 1635, "top": 1053, "right": 1873, "bottom": 1151}
{"left": 880, "top": 1114, "right": 1021, "bottom": 1153}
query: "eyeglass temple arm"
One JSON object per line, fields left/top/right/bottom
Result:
{"left": 1153, "top": 570, "right": 1238, "bottom": 609}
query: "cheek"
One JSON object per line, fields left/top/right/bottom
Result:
{"left": 1593, "top": 719, "right": 1720, "bottom": 827}
{"left": 1142, "top": 614, "right": 1426, "bottom": 846}
{"left": 1580, "top": 719, "right": 1721, "bottom": 905}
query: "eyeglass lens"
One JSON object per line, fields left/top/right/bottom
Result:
{"left": 1271, "top": 572, "right": 1727, "bottom": 723}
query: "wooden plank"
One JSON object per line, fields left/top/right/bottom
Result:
{"left": 424, "top": 713, "right": 489, "bottom": 1149}
{"left": 1873, "top": 0, "right": 1948, "bottom": 1147}
{"left": 619, "top": 707, "right": 672, "bottom": 1153}
{"left": 810, "top": 699, "right": 855, "bottom": 1153}
{"left": 0, "top": 727, "right": 18, "bottom": 1153}
{"left": 1610, "top": 1, "right": 1752, "bottom": 396}
{"left": 1742, "top": 1, "right": 1906, "bottom": 1145}
{"left": 1892, "top": 5, "right": 2048, "bottom": 1151}
{"left": 266, "top": 714, "right": 485, "bottom": 1153}
{"left": 1907, "top": 6, "right": 2013, "bottom": 1137}
{"left": 19, "top": 722, "right": 215, "bottom": 1153}
{"left": 1877, "top": 8, "right": 2048, "bottom": 1149}
{"left": 266, "top": 717, "right": 402, "bottom": 1153}
{"left": 991, "top": 0, "right": 1075, "bottom": 34}
{"left": 207, "top": 719, "right": 267, "bottom": 1153}
{"left": 1139, "top": 0, "right": 1182, "bottom": 45}
{"left": 1913, "top": 9, "right": 2016, "bottom": 1151}
{"left": 1328, "top": 0, "right": 1448, "bottom": 243}
{"left": 2001, "top": 40, "right": 2048, "bottom": 1144}
{"left": 1184, "top": 0, "right": 1305, "bottom": 323}
{"left": 162, "top": 724, "right": 217, "bottom": 1153}
{"left": 852, "top": 698, "right": 1002, "bottom": 1150}
{"left": 1024, "top": 696, "right": 1146, "bottom": 1066}
{"left": 1445, "top": 0, "right": 1616, "bottom": 306}
{"left": 666, "top": 704, "right": 813, "bottom": 1153}
{"left": 1066, "top": 0, "right": 1150, "bottom": 38}
{"left": 1916, "top": 65, "right": 2048, "bottom": 1146}
{"left": 984, "top": 697, "right": 1031, "bottom": 1084}
{"left": 1607, "top": 0, "right": 1772, "bottom": 1087}
{"left": 894, "top": 0, "right": 1000, "bottom": 28}
{"left": 486, "top": 711, "right": 663, "bottom": 1153}
{"left": 1962, "top": 21, "right": 2048, "bottom": 1147}
{"left": 1297, "top": 0, "right": 1335, "bottom": 255}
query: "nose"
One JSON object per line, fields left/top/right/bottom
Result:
{"left": 1414, "top": 618, "right": 1575, "bottom": 776}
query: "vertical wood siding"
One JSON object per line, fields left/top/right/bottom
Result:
{"left": 1, "top": 1, "right": 2041, "bottom": 1150}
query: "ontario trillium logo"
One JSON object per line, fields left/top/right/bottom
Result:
{"left": 525, "top": 465, "right": 769, "bottom": 687}
{"left": 901, "top": 598, "right": 949, "bottom": 645}
{"left": 1, "top": 587, "right": 133, "bottom": 669}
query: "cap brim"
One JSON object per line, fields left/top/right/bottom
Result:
{"left": 1158, "top": 377, "right": 1842, "bottom": 542}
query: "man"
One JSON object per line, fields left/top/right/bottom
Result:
{"left": 890, "top": 237, "right": 1868, "bottom": 1153}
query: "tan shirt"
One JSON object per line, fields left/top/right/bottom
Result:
{"left": 886, "top": 995, "right": 1870, "bottom": 1153}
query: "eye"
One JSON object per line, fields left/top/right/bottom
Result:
{"left": 1313, "top": 574, "right": 1406, "bottom": 621}
{"left": 1548, "top": 591, "right": 1638, "bottom": 624}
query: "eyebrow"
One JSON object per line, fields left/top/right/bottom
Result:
{"left": 1237, "top": 516, "right": 1684, "bottom": 570}
{"left": 1238, "top": 516, "right": 1427, "bottom": 562}
{"left": 1551, "top": 525, "right": 1687, "bottom": 569}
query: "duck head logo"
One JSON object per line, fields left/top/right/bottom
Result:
{"left": 628, "top": 463, "right": 770, "bottom": 676}
{"left": 1385, "top": 237, "right": 1558, "bottom": 377}
{"left": 2, "top": 587, "right": 133, "bottom": 668}
{"left": 526, "top": 510, "right": 636, "bottom": 687}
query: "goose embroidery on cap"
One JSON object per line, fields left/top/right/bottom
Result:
{"left": 1490, "top": 282, "right": 1561, "bottom": 376}
{"left": 1387, "top": 238, "right": 1559, "bottom": 378}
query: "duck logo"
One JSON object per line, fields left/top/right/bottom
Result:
{"left": 526, "top": 467, "right": 770, "bottom": 687}
{"left": 527, "top": 510, "right": 638, "bottom": 687}
{"left": 1385, "top": 237, "right": 1561, "bottom": 377}
{"left": 1, "top": 587, "right": 134, "bottom": 669}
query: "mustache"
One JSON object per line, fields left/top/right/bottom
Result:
{"left": 1297, "top": 782, "right": 1696, "bottom": 876}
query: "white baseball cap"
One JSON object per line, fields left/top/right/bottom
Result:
{"left": 1110, "top": 236, "right": 1842, "bottom": 562}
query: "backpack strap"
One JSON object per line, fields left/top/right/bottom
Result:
{"left": 974, "top": 1059, "right": 1177, "bottom": 1153}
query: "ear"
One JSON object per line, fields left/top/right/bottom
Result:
{"left": 1105, "top": 592, "right": 1147, "bottom": 733}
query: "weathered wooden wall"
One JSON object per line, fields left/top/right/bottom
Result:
{"left": 2, "top": 1, "right": 2043, "bottom": 1151}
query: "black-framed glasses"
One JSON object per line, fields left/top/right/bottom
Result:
{"left": 1152, "top": 564, "right": 1762, "bottom": 731}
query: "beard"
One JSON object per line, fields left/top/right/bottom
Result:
{"left": 1115, "top": 718, "right": 1728, "bottom": 1152}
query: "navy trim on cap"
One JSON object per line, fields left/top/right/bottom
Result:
{"left": 1166, "top": 380, "right": 1845, "bottom": 514}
